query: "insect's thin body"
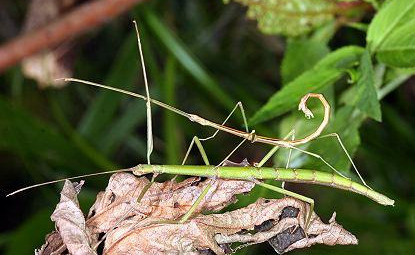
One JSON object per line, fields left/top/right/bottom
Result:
{"left": 133, "top": 164, "right": 394, "bottom": 206}
{"left": 62, "top": 79, "right": 329, "bottom": 149}
{"left": 6, "top": 163, "right": 394, "bottom": 207}
{"left": 8, "top": 79, "right": 393, "bottom": 208}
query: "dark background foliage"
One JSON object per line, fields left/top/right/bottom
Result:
{"left": 0, "top": 0, "right": 414, "bottom": 254}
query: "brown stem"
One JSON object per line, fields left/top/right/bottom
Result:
{"left": 0, "top": 0, "right": 148, "bottom": 73}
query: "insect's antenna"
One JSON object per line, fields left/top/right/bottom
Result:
{"left": 133, "top": 20, "right": 153, "bottom": 164}
{"left": 56, "top": 78, "right": 192, "bottom": 119}
{"left": 6, "top": 169, "right": 128, "bottom": 197}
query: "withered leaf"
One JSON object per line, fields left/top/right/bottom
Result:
{"left": 38, "top": 171, "right": 358, "bottom": 255}
{"left": 35, "top": 231, "right": 66, "bottom": 255}
{"left": 104, "top": 197, "right": 357, "bottom": 254}
{"left": 86, "top": 172, "right": 255, "bottom": 234}
{"left": 50, "top": 180, "right": 97, "bottom": 255}
{"left": 282, "top": 211, "right": 358, "bottom": 253}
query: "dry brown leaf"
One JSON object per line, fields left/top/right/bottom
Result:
{"left": 38, "top": 169, "right": 358, "bottom": 254}
{"left": 35, "top": 231, "right": 66, "bottom": 255}
{"left": 50, "top": 180, "right": 97, "bottom": 255}
{"left": 281, "top": 211, "right": 358, "bottom": 253}
{"left": 86, "top": 172, "right": 255, "bottom": 234}
{"left": 104, "top": 197, "right": 357, "bottom": 254}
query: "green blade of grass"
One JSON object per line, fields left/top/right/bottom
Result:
{"left": 143, "top": 9, "right": 236, "bottom": 111}
{"left": 163, "top": 55, "right": 180, "bottom": 164}
{"left": 0, "top": 95, "right": 95, "bottom": 172}
{"left": 49, "top": 95, "right": 118, "bottom": 170}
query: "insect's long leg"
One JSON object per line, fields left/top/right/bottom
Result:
{"left": 286, "top": 145, "right": 349, "bottom": 179}
{"left": 317, "top": 133, "right": 371, "bottom": 189}
{"left": 181, "top": 136, "right": 210, "bottom": 166}
{"left": 93, "top": 22, "right": 156, "bottom": 249}
{"left": 134, "top": 21, "right": 153, "bottom": 165}
{"left": 282, "top": 130, "right": 295, "bottom": 189}
{"left": 177, "top": 100, "right": 249, "bottom": 178}
{"left": 175, "top": 102, "right": 251, "bottom": 222}
{"left": 178, "top": 135, "right": 251, "bottom": 223}
{"left": 285, "top": 130, "right": 295, "bottom": 169}
{"left": 255, "top": 130, "right": 296, "bottom": 168}
{"left": 133, "top": 20, "right": 159, "bottom": 207}
{"left": 254, "top": 181, "right": 314, "bottom": 231}
{"left": 200, "top": 101, "right": 249, "bottom": 141}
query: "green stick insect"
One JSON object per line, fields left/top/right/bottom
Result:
{"left": 7, "top": 22, "right": 394, "bottom": 234}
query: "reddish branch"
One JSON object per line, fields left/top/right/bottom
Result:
{"left": 0, "top": 0, "right": 147, "bottom": 73}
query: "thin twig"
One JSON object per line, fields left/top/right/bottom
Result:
{"left": 0, "top": 0, "right": 148, "bottom": 73}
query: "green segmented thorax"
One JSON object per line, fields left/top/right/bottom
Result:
{"left": 133, "top": 164, "right": 395, "bottom": 206}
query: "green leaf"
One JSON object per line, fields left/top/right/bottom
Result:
{"left": 281, "top": 39, "right": 330, "bottom": 85}
{"left": 163, "top": 56, "right": 181, "bottom": 164}
{"left": 316, "top": 46, "right": 364, "bottom": 68}
{"left": 253, "top": 69, "right": 341, "bottom": 125}
{"left": 376, "top": 19, "right": 415, "bottom": 67}
{"left": 250, "top": 46, "right": 364, "bottom": 125}
{"left": 367, "top": 0, "right": 415, "bottom": 52}
{"left": 226, "top": 0, "right": 335, "bottom": 37}
{"left": 353, "top": 50, "right": 382, "bottom": 121}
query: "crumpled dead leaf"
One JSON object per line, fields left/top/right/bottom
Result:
{"left": 38, "top": 180, "right": 98, "bottom": 255}
{"left": 37, "top": 169, "right": 358, "bottom": 254}
{"left": 35, "top": 231, "right": 66, "bottom": 255}
{"left": 87, "top": 172, "right": 255, "bottom": 234}
{"left": 103, "top": 197, "right": 357, "bottom": 254}
{"left": 22, "top": 0, "right": 79, "bottom": 88}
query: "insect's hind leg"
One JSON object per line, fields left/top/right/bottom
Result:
{"left": 176, "top": 100, "right": 249, "bottom": 174}
{"left": 317, "top": 133, "right": 372, "bottom": 189}
{"left": 283, "top": 130, "right": 296, "bottom": 189}
{"left": 176, "top": 135, "right": 211, "bottom": 223}
{"left": 172, "top": 101, "right": 251, "bottom": 223}
{"left": 253, "top": 130, "right": 295, "bottom": 190}
{"left": 178, "top": 135, "right": 251, "bottom": 223}
{"left": 175, "top": 100, "right": 249, "bottom": 177}
{"left": 201, "top": 101, "right": 250, "bottom": 141}
{"left": 255, "top": 129, "right": 296, "bottom": 168}
{"left": 287, "top": 145, "right": 350, "bottom": 179}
